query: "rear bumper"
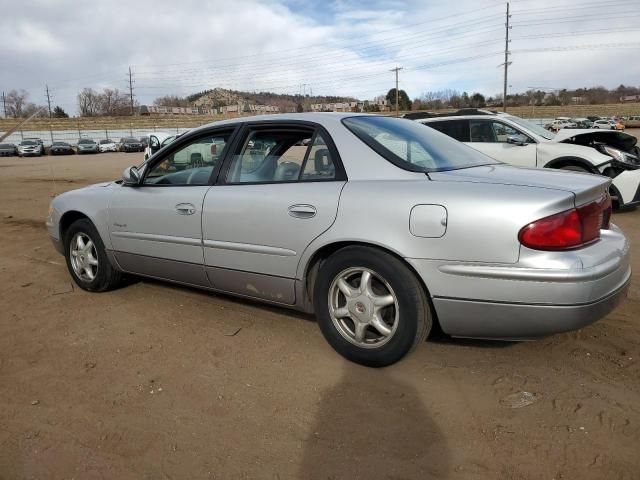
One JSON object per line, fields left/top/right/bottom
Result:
{"left": 407, "top": 225, "right": 631, "bottom": 339}
{"left": 431, "top": 272, "right": 630, "bottom": 339}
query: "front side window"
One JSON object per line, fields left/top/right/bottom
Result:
{"left": 469, "top": 120, "right": 530, "bottom": 143}
{"left": 343, "top": 116, "right": 498, "bottom": 172}
{"left": 143, "top": 131, "right": 232, "bottom": 186}
{"left": 226, "top": 128, "right": 337, "bottom": 184}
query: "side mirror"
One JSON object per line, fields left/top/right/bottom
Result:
{"left": 506, "top": 134, "right": 528, "bottom": 146}
{"left": 122, "top": 166, "right": 140, "bottom": 186}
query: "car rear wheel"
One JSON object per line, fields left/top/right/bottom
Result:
{"left": 314, "top": 246, "right": 431, "bottom": 367}
{"left": 64, "top": 218, "right": 122, "bottom": 292}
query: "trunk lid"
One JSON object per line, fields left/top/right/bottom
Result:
{"left": 429, "top": 164, "right": 610, "bottom": 206}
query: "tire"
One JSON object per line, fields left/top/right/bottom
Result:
{"left": 313, "top": 246, "right": 431, "bottom": 367}
{"left": 64, "top": 218, "right": 122, "bottom": 292}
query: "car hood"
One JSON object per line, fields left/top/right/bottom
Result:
{"left": 553, "top": 129, "right": 637, "bottom": 151}
{"left": 429, "top": 164, "right": 610, "bottom": 206}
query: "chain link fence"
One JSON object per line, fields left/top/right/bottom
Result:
{"left": 0, "top": 126, "right": 192, "bottom": 147}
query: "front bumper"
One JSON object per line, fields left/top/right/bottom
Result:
{"left": 408, "top": 226, "right": 631, "bottom": 339}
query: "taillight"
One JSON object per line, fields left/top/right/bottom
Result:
{"left": 519, "top": 195, "right": 611, "bottom": 251}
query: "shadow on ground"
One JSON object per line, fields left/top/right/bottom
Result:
{"left": 298, "top": 362, "right": 450, "bottom": 479}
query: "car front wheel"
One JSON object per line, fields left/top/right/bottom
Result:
{"left": 314, "top": 246, "right": 431, "bottom": 367}
{"left": 64, "top": 218, "right": 122, "bottom": 292}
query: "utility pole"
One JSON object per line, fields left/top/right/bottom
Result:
{"left": 45, "top": 84, "right": 52, "bottom": 118}
{"left": 128, "top": 66, "right": 135, "bottom": 116}
{"left": 2, "top": 91, "right": 6, "bottom": 118}
{"left": 502, "top": 2, "right": 511, "bottom": 112}
{"left": 390, "top": 66, "right": 403, "bottom": 117}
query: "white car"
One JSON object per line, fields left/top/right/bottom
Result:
{"left": 593, "top": 119, "right": 618, "bottom": 130}
{"left": 414, "top": 110, "right": 640, "bottom": 209}
{"left": 98, "top": 139, "right": 118, "bottom": 153}
{"left": 143, "top": 132, "right": 173, "bottom": 161}
{"left": 546, "top": 119, "right": 577, "bottom": 131}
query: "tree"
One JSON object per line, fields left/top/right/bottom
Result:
{"left": 153, "top": 94, "right": 190, "bottom": 107}
{"left": 470, "top": 93, "right": 486, "bottom": 108}
{"left": 296, "top": 102, "right": 304, "bottom": 113}
{"left": 53, "top": 106, "right": 69, "bottom": 118}
{"left": 385, "top": 88, "right": 411, "bottom": 111}
{"left": 77, "top": 88, "right": 100, "bottom": 116}
{"left": 5, "top": 89, "right": 29, "bottom": 118}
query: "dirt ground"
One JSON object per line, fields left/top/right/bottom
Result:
{"left": 0, "top": 149, "right": 638, "bottom": 480}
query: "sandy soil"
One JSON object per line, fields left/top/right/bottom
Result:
{"left": 0, "top": 151, "right": 638, "bottom": 480}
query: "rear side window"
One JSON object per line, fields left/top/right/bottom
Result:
{"left": 343, "top": 116, "right": 498, "bottom": 173}
{"left": 425, "top": 120, "right": 470, "bottom": 142}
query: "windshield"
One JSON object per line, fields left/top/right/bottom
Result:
{"left": 78, "top": 139, "right": 95, "bottom": 144}
{"left": 52, "top": 142, "right": 67, "bottom": 146}
{"left": 124, "top": 138, "right": 138, "bottom": 143}
{"left": 20, "top": 140, "right": 36, "bottom": 145}
{"left": 342, "top": 116, "right": 498, "bottom": 172}
{"left": 505, "top": 115, "right": 555, "bottom": 140}
{"left": 99, "top": 139, "right": 112, "bottom": 144}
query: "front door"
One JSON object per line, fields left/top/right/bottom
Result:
{"left": 202, "top": 124, "right": 346, "bottom": 304}
{"left": 108, "top": 128, "right": 236, "bottom": 286}
{"left": 467, "top": 119, "right": 538, "bottom": 167}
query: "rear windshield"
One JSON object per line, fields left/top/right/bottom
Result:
{"left": 342, "top": 116, "right": 498, "bottom": 172}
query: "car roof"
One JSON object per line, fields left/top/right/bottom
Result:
{"left": 196, "top": 112, "right": 369, "bottom": 131}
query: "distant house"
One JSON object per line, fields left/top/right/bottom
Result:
{"left": 621, "top": 94, "right": 640, "bottom": 103}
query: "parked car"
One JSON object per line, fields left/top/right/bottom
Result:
{"left": 76, "top": 139, "right": 99, "bottom": 154}
{"left": 121, "top": 137, "right": 144, "bottom": 153}
{"left": 98, "top": 139, "right": 118, "bottom": 153}
{"left": 625, "top": 116, "right": 640, "bottom": 128}
{"left": 569, "top": 118, "right": 593, "bottom": 129}
{"left": 593, "top": 119, "right": 625, "bottom": 130}
{"left": 413, "top": 109, "right": 640, "bottom": 209}
{"left": 545, "top": 119, "right": 577, "bottom": 131}
{"left": 0, "top": 143, "right": 18, "bottom": 156}
{"left": 142, "top": 132, "right": 173, "bottom": 161}
{"left": 49, "top": 141, "right": 75, "bottom": 155}
{"left": 139, "top": 136, "right": 149, "bottom": 148}
{"left": 17, "top": 139, "right": 43, "bottom": 156}
{"left": 46, "top": 113, "right": 630, "bottom": 367}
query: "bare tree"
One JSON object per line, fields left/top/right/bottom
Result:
{"left": 5, "top": 89, "right": 29, "bottom": 118}
{"left": 77, "top": 88, "right": 100, "bottom": 116}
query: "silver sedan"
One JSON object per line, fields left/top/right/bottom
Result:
{"left": 46, "top": 113, "right": 631, "bottom": 366}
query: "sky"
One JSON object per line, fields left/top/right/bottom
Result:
{"left": 1, "top": 0, "right": 640, "bottom": 115}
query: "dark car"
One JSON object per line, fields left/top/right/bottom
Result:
{"left": 49, "top": 141, "right": 75, "bottom": 155}
{"left": 0, "top": 143, "right": 18, "bottom": 156}
{"left": 76, "top": 138, "right": 99, "bottom": 154}
{"left": 121, "top": 137, "right": 144, "bottom": 152}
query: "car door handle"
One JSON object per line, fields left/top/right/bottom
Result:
{"left": 175, "top": 203, "right": 196, "bottom": 215}
{"left": 288, "top": 204, "right": 317, "bottom": 219}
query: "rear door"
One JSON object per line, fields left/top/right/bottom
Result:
{"left": 201, "top": 123, "right": 346, "bottom": 304}
{"left": 466, "top": 119, "right": 538, "bottom": 167}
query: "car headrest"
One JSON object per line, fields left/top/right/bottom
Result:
{"left": 274, "top": 161, "right": 300, "bottom": 181}
{"left": 314, "top": 148, "right": 331, "bottom": 171}
{"left": 190, "top": 152, "right": 203, "bottom": 166}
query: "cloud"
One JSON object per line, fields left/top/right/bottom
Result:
{"left": 1, "top": 0, "right": 639, "bottom": 114}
